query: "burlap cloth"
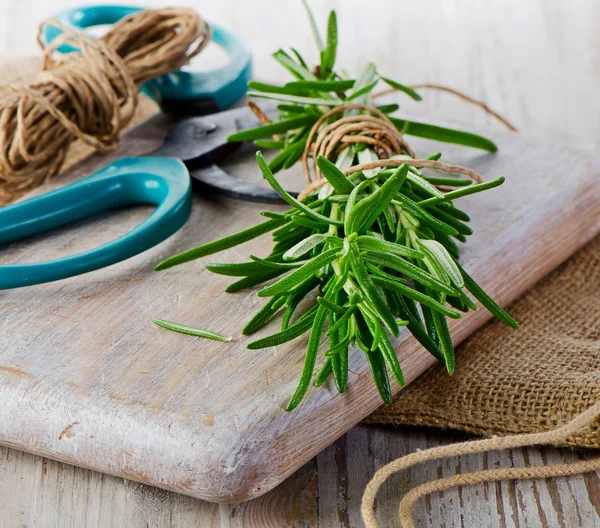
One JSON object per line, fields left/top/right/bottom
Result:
{"left": 5, "top": 54, "right": 599, "bottom": 448}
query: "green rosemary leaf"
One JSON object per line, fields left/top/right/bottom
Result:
{"left": 225, "top": 268, "right": 287, "bottom": 293}
{"left": 290, "top": 47, "right": 310, "bottom": 69}
{"left": 326, "top": 305, "right": 357, "bottom": 336}
{"left": 345, "top": 78, "right": 379, "bottom": 101}
{"left": 317, "top": 296, "right": 346, "bottom": 313}
{"left": 372, "top": 276, "right": 461, "bottom": 319}
{"left": 365, "top": 250, "right": 458, "bottom": 296}
{"left": 249, "top": 255, "right": 306, "bottom": 270}
{"left": 427, "top": 152, "right": 442, "bottom": 161}
{"left": 267, "top": 141, "right": 306, "bottom": 173}
{"left": 282, "top": 276, "right": 320, "bottom": 329}
{"left": 155, "top": 218, "right": 287, "bottom": 271}
{"left": 291, "top": 215, "right": 329, "bottom": 231}
{"left": 254, "top": 139, "right": 286, "bottom": 149}
{"left": 276, "top": 103, "right": 314, "bottom": 114}
{"left": 418, "top": 239, "right": 464, "bottom": 288}
{"left": 350, "top": 250, "right": 399, "bottom": 337}
{"left": 315, "top": 357, "right": 333, "bottom": 387}
{"left": 364, "top": 262, "right": 408, "bottom": 285}
{"left": 256, "top": 152, "right": 344, "bottom": 226}
{"left": 457, "top": 262, "right": 519, "bottom": 328}
{"left": 242, "top": 296, "right": 286, "bottom": 335}
{"left": 350, "top": 62, "right": 377, "bottom": 105}
{"left": 248, "top": 81, "right": 308, "bottom": 96}
{"left": 358, "top": 304, "right": 382, "bottom": 350}
{"left": 316, "top": 156, "right": 355, "bottom": 193}
{"left": 330, "top": 337, "right": 349, "bottom": 392}
{"left": 286, "top": 79, "right": 355, "bottom": 92}
{"left": 321, "top": 10, "right": 338, "bottom": 74}
{"left": 247, "top": 305, "right": 318, "bottom": 349}
{"left": 283, "top": 141, "right": 307, "bottom": 169}
{"left": 418, "top": 177, "right": 505, "bottom": 206}
{"left": 249, "top": 91, "right": 339, "bottom": 106}
{"left": 393, "top": 195, "right": 459, "bottom": 236}
{"left": 343, "top": 180, "right": 371, "bottom": 234}
{"left": 286, "top": 304, "right": 328, "bottom": 410}
{"left": 300, "top": 0, "right": 324, "bottom": 50}
{"left": 437, "top": 202, "right": 471, "bottom": 222}
{"left": 427, "top": 207, "right": 472, "bottom": 236}
{"left": 378, "top": 332, "right": 405, "bottom": 386}
{"left": 431, "top": 307, "right": 455, "bottom": 374}
{"left": 346, "top": 164, "right": 409, "bottom": 235}
{"left": 432, "top": 232, "right": 461, "bottom": 259}
{"left": 272, "top": 224, "right": 310, "bottom": 243}
{"left": 376, "top": 103, "right": 400, "bottom": 114}
{"left": 380, "top": 77, "right": 422, "bottom": 101}
{"left": 258, "top": 248, "right": 340, "bottom": 297}
{"left": 152, "top": 319, "right": 231, "bottom": 342}
{"left": 356, "top": 235, "right": 423, "bottom": 259}
{"left": 228, "top": 115, "right": 316, "bottom": 142}
{"left": 422, "top": 176, "right": 472, "bottom": 187}
{"left": 273, "top": 49, "right": 318, "bottom": 80}
{"left": 358, "top": 319, "right": 392, "bottom": 404}
{"left": 406, "top": 172, "right": 445, "bottom": 198}
{"left": 389, "top": 117, "right": 498, "bottom": 152}
{"left": 206, "top": 261, "right": 276, "bottom": 277}
{"left": 283, "top": 233, "right": 327, "bottom": 260}
{"left": 395, "top": 296, "right": 444, "bottom": 362}
{"left": 260, "top": 211, "right": 289, "bottom": 220}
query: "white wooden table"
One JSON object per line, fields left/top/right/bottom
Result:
{"left": 1, "top": 0, "right": 599, "bottom": 526}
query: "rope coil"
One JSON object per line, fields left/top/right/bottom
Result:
{"left": 0, "top": 8, "right": 209, "bottom": 204}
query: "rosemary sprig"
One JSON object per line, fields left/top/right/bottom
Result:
{"left": 155, "top": 4, "right": 518, "bottom": 410}
{"left": 152, "top": 319, "right": 232, "bottom": 342}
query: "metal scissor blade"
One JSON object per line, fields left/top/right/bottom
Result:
{"left": 189, "top": 164, "right": 296, "bottom": 203}
{"left": 151, "top": 102, "right": 278, "bottom": 165}
{"left": 150, "top": 102, "right": 291, "bottom": 204}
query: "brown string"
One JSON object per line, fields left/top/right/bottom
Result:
{"left": 301, "top": 104, "right": 413, "bottom": 185}
{"left": 298, "top": 103, "right": 483, "bottom": 200}
{"left": 375, "top": 83, "right": 518, "bottom": 132}
{"left": 361, "top": 400, "right": 600, "bottom": 528}
{"left": 0, "top": 8, "right": 210, "bottom": 204}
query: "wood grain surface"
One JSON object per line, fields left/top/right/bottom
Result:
{"left": 1, "top": 109, "right": 599, "bottom": 505}
{"left": 2, "top": 0, "right": 600, "bottom": 526}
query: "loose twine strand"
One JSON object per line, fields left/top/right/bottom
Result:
{"left": 361, "top": 399, "right": 600, "bottom": 528}
{"left": 0, "top": 8, "right": 209, "bottom": 204}
{"left": 375, "top": 83, "right": 518, "bottom": 132}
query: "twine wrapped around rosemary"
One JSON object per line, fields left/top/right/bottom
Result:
{"left": 0, "top": 8, "right": 209, "bottom": 204}
{"left": 155, "top": 6, "right": 519, "bottom": 410}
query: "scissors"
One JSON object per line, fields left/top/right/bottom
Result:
{"left": 0, "top": 5, "right": 288, "bottom": 290}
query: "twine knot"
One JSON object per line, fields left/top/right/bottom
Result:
{"left": 0, "top": 8, "right": 210, "bottom": 204}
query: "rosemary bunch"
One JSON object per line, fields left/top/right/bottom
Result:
{"left": 155, "top": 6, "right": 518, "bottom": 411}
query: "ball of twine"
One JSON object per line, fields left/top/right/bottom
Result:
{"left": 0, "top": 8, "right": 210, "bottom": 204}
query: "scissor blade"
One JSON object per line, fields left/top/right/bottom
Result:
{"left": 151, "top": 103, "right": 278, "bottom": 164}
{"left": 151, "top": 102, "right": 295, "bottom": 204}
{"left": 189, "top": 164, "right": 296, "bottom": 203}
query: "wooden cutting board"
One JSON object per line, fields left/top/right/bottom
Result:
{"left": 1, "top": 113, "right": 599, "bottom": 504}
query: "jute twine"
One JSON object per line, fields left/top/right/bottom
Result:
{"left": 297, "top": 103, "right": 485, "bottom": 200}
{"left": 0, "top": 8, "right": 209, "bottom": 204}
{"left": 361, "top": 400, "right": 600, "bottom": 527}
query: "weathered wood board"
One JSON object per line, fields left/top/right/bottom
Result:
{"left": 0, "top": 113, "right": 599, "bottom": 504}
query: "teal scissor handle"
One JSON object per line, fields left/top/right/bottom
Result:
{"left": 40, "top": 5, "right": 252, "bottom": 110}
{"left": 0, "top": 158, "right": 192, "bottom": 290}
